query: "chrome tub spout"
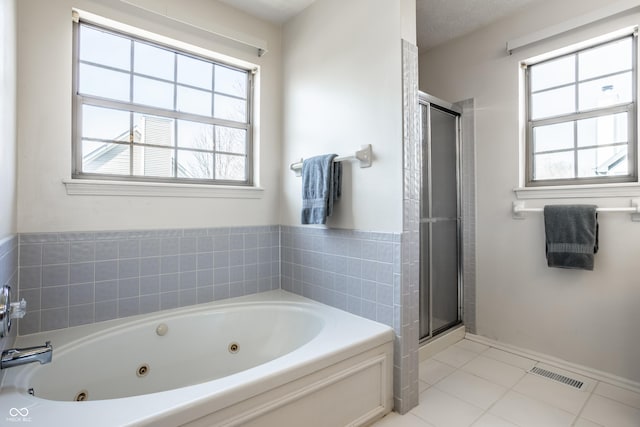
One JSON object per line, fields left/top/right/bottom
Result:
{"left": 1, "top": 341, "right": 52, "bottom": 369}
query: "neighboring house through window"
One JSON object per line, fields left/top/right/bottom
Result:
{"left": 73, "top": 20, "right": 254, "bottom": 185}
{"left": 524, "top": 32, "right": 637, "bottom": 187}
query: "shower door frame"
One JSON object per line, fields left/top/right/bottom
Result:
{"left": 419, "top": 92, "right": 463, "bottom": 343}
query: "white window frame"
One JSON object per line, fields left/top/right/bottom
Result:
{"left": 524, "top": 32, "right": 638, "bottom": 188}
{"left": 71, "top": 19, "right": 255, "bottom": 187}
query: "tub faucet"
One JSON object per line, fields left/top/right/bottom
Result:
{"left": 1, "top": 341, "right": 53, "bottom": 369}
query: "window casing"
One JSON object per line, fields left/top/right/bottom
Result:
{"left": 72, "top": 21, "right": 254, "bottom": 185}
{"left": 525, "top": 33, "right": 637, "bottom": 187}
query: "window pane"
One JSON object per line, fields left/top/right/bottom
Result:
{"left": 177, "top": 55, "right": 212, "bottom": 90}
{"left": 579, "top": 37, "right": 632, "bottom": 81}
{"left": 133, "top": 113, "right": 174, "bottom": 146}
{"left": 79, "top": 64, "right": 130, "bottom": 101}
{"left": 533, "top": 151, "right": 574, "bottom": 180}
{"left": 215, "top": 65, "right": 247, "bottom": 98}
{"left": 216, "top": 154, "right": 246, "bottom": 181}
{"left": 82, "top": 105, "right": 130, "bottom": 141}
{"left": 134, "top": 41, "right": 174, "bottom": 80}
{"left": 82, "top": 140, "right": 130, "bottom": 175}
{"left": 578, "top": 72, "right": 632, "bottom": 111}
{"left": 577, "top": 113, "right": 628, "bottom": 147}
{"left": 177, "top": 85, "right": 212, "bottom": 116}
{"left": 214, "top": 94, "right": 246, "bottom": 122}
{"left": 133, "top": 146, "right": 174, "bottom": 177}
{"left": 79, "top": 26, "right": 131, "bottom": 71}
{"left": 531, "top": 86, "right": 575, "bottom": 120}
{"left": 533, "top": 122, "right": 574, "bottom": 153}
{"left": 530, "top": 55, "right": 575, "bottom": 92}
{"left": 578, "top": 146, "right": 628, "bottom": 177}
{"left": 177, "top": 150, "right": 213, "bottom": 179}
{"left": 177, "top": 120, "right": 213, "bottom": 150}
{"left": 215, "top": 126, "right": 246, "bottom": 154}
{"left": 133, "top": 76, "right": 174, "bottom": 110}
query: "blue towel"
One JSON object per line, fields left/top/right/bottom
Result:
{"left": 543, "top": 205, "right": 599, "bottom": 271}
{"left": 301, "top": 154, "right": 341, "bottom": 225}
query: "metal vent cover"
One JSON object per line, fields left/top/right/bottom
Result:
{"left": 529, "top": 366, "right": 584, "bottom": 390}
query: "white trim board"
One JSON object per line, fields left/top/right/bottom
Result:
{"left": 465, "top": 333, "right": 640, "bottom": 394}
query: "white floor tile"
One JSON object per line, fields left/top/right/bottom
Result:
{"left": 454, "top": 339, "right": 489, "bottom": 354}
{"left": 513, "top": 373, "right": 590, "bottom": 414}
{"left": 461, "top": 355, "right": 526, "bottom": 388}
{"left": 489, "top": 390, "right": 575, "bottom": 427}
{"left": 419, "top": 358, "right": 456, "bottom": 385}
{"left": 581, "top": 394, "right": 640, "bottom": 427}
{"left": 594, "top": 382, "right": 640, "bottom": 409}
{"left": 411, "top": 387, "right": 483, "bottom": 427}
{"left": 471, "top": 413, "right": 519, "bottom": 427}
{"left": 372, "top": 411, "right": 435, "bottom": 426}
{"left": 432, "top": 345, "right": 479, "bottom": 368}
{"left": 435, "top": 370, "right": 507, "bottom": 410}
{"left": 572, "top": 418, "right": 603, "bottom": 427}
{"left": 482, "top": 347, "right": 537, "bottom": 371}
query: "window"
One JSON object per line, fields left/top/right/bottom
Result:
{"left": 525, "top": 33, "right": 637, "bottom": 186}
{"left": 72, "top": 21, "right": 253, "bottom": 185}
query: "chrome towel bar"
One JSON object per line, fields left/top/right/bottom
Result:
{"left": 512, "top": 199, "right": 640, "bottom": 221}
{"left": 289, "top": 144, "right": 373, "bottom": 177}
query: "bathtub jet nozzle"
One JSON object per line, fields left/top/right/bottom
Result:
{"left": 1, "top": 341, "right": 53, "bottom": 369}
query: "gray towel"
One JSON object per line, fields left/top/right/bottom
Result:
{"left": 301, "top": 154, "right": 341, "bottom": 225}
{"left": 543, "top": 205, "right": 599, "bottom": 270}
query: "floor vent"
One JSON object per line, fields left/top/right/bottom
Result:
{"left": 529, "top": 366, "right": 584, "bottom": 390}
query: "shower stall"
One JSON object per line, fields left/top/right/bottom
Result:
{"left": 419, "top": 92, "right": 462, "bottom": 342}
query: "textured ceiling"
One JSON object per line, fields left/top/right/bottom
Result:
{"left": 217, "top": 0, "right": 540, "bottom": 50}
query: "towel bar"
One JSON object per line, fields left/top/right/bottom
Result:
{"left": 512, "top": 199, "right": 640, "bottom": 221}
{"left": 289, "top": 144, "right": 372, "bottom": 177}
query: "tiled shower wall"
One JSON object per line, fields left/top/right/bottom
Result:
{"left": 17, "top": 226, "right": 280, "bottom": 334}
{"left": 0, "top": 235, "right": 19, "bottom": 354}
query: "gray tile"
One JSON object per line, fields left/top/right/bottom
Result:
{"left": 377, "top": 242, "right": 394, "bottom": 263}
{"left": 95, "top": 260, "right": 118, "bottom": 282}
{"left": 58, "top": 232, "right": 95, "bottom": 241}
{"left": 95, "top": 240, "right": 118, "bottom": 260}
{"left": 244, "top": 264, "right": 257, "bottom": 280}
{"left": 95, "top": 280, "right": 118, "bottom": 302}
{"left": 214, "top": 284, "right": 230, "bottom": 300}
{"left": 258, "top": 248, "right": 272, "bottom": 264}
{"left": 19, "top": 267, "right": 41, "bottom": 289}
{"left": 161, "top": 237, "right": 180, "bottom": 255}
{"left": 160, "top": 292, "right": 179, "bottom": 310}
{"left": 139, "top": 294, "right": 159, "bottom": 314}
{"left": 229, "top": 234, "right": 243, "bottom": 250}
{"left": 42, "top": 242, "right": 70, "bottom": 265}
{"left": 70, "top": 262, "right": 94, "bottom": 284}
{"left": 69, "top": 304, "right": 94, "bottom": 327}
{"left": 229, "top": 282, "right": 244, "bottom": 297}
{"left": 69, "top": 282, "right": 94, "bottom": 306}
{"left": 197, "top": 253, "right": 213, "bottom": 269}
{"left": 197, "top": 269, "right": 213, "bottom": 287}
{"left": 244, "top": 249, "right": 257, "bottom": 264}
{"left": 196, "top": 286, "right": 213, "bottom": 304}
{"left": 362, "top": 300, "right": 377, "bottom": 321}
{"left": 118, "top": 297, "right": 139, "bottom": 318}
{"left": 347, "top": 277, "right": 362, "bottom": 297}
{"left": 229, "top": 266, "right": 243, "bottom": 283}
{"left": 140, "top": 275, "right": 160, "bottom": 295}
{"left": 180, "top": 271, "right": 197, "bottom": 289}
{"left": 244, "top": 233, "right": 257, "bottom": 249}
{"left": 214, "top": 252, "right": 229, "bottom": 268}
{"left": 214, "top": 267, "right": 229, "bottom": 285}
{"left": 377, "top": 304, "right": 393, "bottom": 327}
{"left": 362, "top": 280, "right": 377, "bottom": 302}
{"left": 160, "top": 273, "right": 179, "bottom": 292}
{"left": 41, "top": 307, "right": 69, "bottom": 331}
{"left": 20, "top": 233, "right": 58, "bottom": 243}
{"left": 213, "top": 235, "right": 229, "bottom": 251}
{"left": 197, "top": 236, "right": 213, "bottom": 253}
{"left": 376, "top": 263, "right": 393, "bottom": 285}
{"left": 257, "top": 263, "right": 271, "bottom": 279}
{"left": 95, "top": 300, "right": 117, "bottom": 322}
{"left": 19, "top": 288, "right": 41, "bottom": 311}
{"left": 118, "top": 240, "right": 140, "bottom": 259}
{"left": 160, "top": 256, "right": 179, "bottom": 274}
{"left": 42, "top": 264, "right": 69, "bottom": 287}
{"left": 118, "top": 259, "right": 139, "bottom": 279}
{"left": 140, "top": 257, "right": 160, "bottom": 276}
{"left": 180, "top": 254, "right": 196, "bottom": 272}
{"left": 118, "top": 277, "right": 139, "bottom": 298}
{"left": 18, "top": 311, "right": 40, "bottom": 335}
{"left": 180, "top": 237, "right": 197, "bottom": 254}
{"left": 179, "top": 289, "right": 197, "bottom": 307}
{"left": 20, "top": 244, "right": 42, "bottom": 266}
{"left": 348, "top": 296, "right": 363, "bottom": 316}
{"left": 348, "top": 258, "right": 362, "bottom": 277}
{"left": 377, "top": 283, "right": 394, "bottom": 306}
{"left": 183, "top": 228, "right": 207, "bottom": 237}
{"left": 140, "top": 239, "right": 161, "bottom": 257}
{"left": 70, "top": 241, "right": 95, "bottom": 263}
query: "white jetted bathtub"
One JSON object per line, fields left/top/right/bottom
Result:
{"left": 0, "top": 290, "right": 394, "bottom": 426}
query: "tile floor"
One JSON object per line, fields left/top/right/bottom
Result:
{"left": 373, "top": 339, "right": 640, "bottom": 427}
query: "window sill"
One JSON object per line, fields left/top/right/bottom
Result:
{"left": 63, "top": 179, "right": 264, "bottom": 199}
{"left": 514, "top": 182, "right": 640, "bottom": 199}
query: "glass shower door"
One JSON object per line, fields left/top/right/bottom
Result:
{"left": 419, "top": 99, "right": 461, "bottom": 341}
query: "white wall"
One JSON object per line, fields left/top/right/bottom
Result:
{"left": 0, "top": 0, "right": 17, "bottom": 239}
{"left": 16, "top": 0, "right": 282, "bottom": 232}
{"left": 280, "top": 0, "right": 407, "bottom": 232}
{"left": 420, "top": 0, "right": 640, "bottom": 382}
